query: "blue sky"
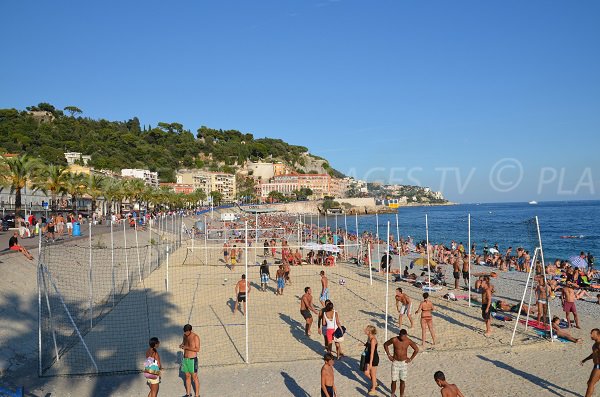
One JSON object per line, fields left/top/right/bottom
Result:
{"left": 1, "top": 1, "right": 599, "bottom": 203}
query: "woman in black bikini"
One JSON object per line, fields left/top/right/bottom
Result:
{"left": 362, "top": 325, "right": 379, "bottom": 395}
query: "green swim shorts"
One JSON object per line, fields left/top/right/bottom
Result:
{"left": 181, "top": 357, "right": 198, "bottom": 373}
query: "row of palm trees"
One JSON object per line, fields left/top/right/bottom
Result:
{"left": 0, "top": 155, "right": 208, "bottom": 226}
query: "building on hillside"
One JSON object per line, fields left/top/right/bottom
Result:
{"left": 259, "top": 173, "right": 346, "bottom": 201}
{"left": 246, "top": 161, "right": 292, "bottom": 182}
{"left": 160, "top": 183, "right": 196, "bottom": 195}
{"left": 176, "top": 169, "right": 236, "bottom": 202}
{"left": 121, "top": 169, "right": 159, "bottom": 187}
{"left": 27, "top": 110, "right": 55, "bottom": 123}
{"left": 64, "top": 152, "right": 92, "bottom": 166}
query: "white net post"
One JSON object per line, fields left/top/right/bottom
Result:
{"left": 376, "top": 212, "right": 381, "bottom": 272}
{"left": 123, "top": 221, "right": 130, "bottom": 291}
{"left": 368, "top": 242, "right": 373, "bottom": 285}
{"left": 468, "top": 213, "right": 471, "bottom": 307}
{"left": 385, "top": 221, "right": 390, "bottom": 342}
{"left": 344, "top": 213, "right": 348, "bottom": 260}
{"left": 204, "top": 215, "right": 208, "bottom": 266}
{"left": 166, "top": 245, "right": 169, "bottom": 291}
{"left": 536, "top": 216, "right": 553, "bottom": 341}
{"left": 426, "top": 214, "right": 431, "bottom": 286}
{"left": 510, "top": 248, "right": 538, "bottom": 346}
{"left": 135, "top": 221, "right": 142, "bottom": 282}
{"left": 110, "top": 219, "right": 115, "bottom": 307}
{"left": 88, "top": 221, "right": 93, "bottom": 329}
{"left": 149, "top": 214, "right": 152, "bottom": 276}
{"left": 395, "top": 213, "right": 401, "bottom": 274}
{"left": 244, "top": 221, "right": 249, "bottom": 364}
{"left": 37, "top": 231, "right": 42, "bottom": 377}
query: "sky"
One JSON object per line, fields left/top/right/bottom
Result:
{"left": 1, "top": 1, "right": 599, "bottom": 203}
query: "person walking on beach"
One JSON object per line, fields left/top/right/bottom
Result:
{"left": 395, "top": 288, "right": 414, "bottom": 329}
{"left": 179, "top": 324, "right": 200, "bottom": 397}
{"left": 362, "top": 325, "right": 379, "bottom": 395}
{"left": 481, "top": 277, "right": 493, "bottom": 337}
{"left": 433, "top": 371, "right": 464, "bottom": 397}
{"left": 144, "top": 337, "right": 161, "bottom": 397}
{"left": 259, "top": 260, "right": 270, "bottom": 292}
{"left": 320, "top": 270, "right": 330, "bottom": 307}
{"left": 383, "top": 328, "right": 419, "bottom": 397}
{"left": 276, "top": 265, "right": 285, "bottom": 295}
{"left": 415, "top": 292, "right": 436, "bottom": 346}
{"left": 233, "top": 274, "right": 250, "bottom": 315}
{"left": 321, "top": 353, "right": 337, "bottom": 397}
{"left": 319, "top": 301, "right": 344, "bottom": 358}
{"left": 581, "top": 328, "right": 600, "bottom": 397}
{"left": 562, "top": 282, "right": 581, "bottom": 328}
{"left": 300, "top": 287, "right": 319, "bottom": 336}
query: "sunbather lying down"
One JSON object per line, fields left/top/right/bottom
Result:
{"left": 551, "top": 316, "right": 581, "bottom": 343}
{"left": 470, "top": 297, "right": 538, "bottom": 316}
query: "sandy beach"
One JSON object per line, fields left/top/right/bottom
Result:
{"left": 1, "top": 214, "right": 599, "bottom": 397}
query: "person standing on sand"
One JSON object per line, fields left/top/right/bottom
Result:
{"left": 179, "top": 324, "right": 200, "bottom": 397}
{"left": 144, "top": 337, "right": 161, "bottom": 397}
{"left": 320, "top": 270, "right": 330, "bottom": 307}
{"left": 461, "top": 255, "right": 470, "bottom": 290}
{"left": 433, "top": 371, "right": 464, "bottom": 397}
{"left": 276, "top": 265, "right": 286, "bottom": 295}
{"left": 223, "top": 241, "right": 229, "bottom": 266}
{"left": 233, "top": 274, "right": 250, "bottom": 315}
{"left": 321, "top": 353, "right": 337, "bottom": 397}
{"left": 581, "top": 328, "right": 600, "bottom": 397}
{"left": 535, "top": 276, "right": 550, "bottom": 325}
{"left": 562, "top": 282, "right": 581, "bottom": 328}
{"left": 383, "top": 329, "right": 419, "bottom": 397}
{"left": 481, "top": 277, "right": 493, "bottom": 337}
{"left": 319, "top": 301, "right": 344, "bottom": 358}
{"left": 259, "top": 260, "right": 270, "bottom": 292}
{"left": 452, "top": 255, "right": 460, "bottom": 290}
{"left": 415, "top": 292, "right": 436, "bottom": 346}
{"left": 300, "top": 287, "right": 319, "bottom": 336}
{"left": 395, "top": 288, "right": 413, "bottom": 329}
{"left": 362, "top": 325, "right": 380, "bottom": 396}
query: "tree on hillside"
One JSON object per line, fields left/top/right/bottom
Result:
{"left": 33, "top": 164, "right": 69, "bottom": 211}
{"left": 85, "top": 174, "right": 105, "bottom": 214}
{"left": 63, "top": 172, "right": 87, "bottom": 213}
{"left": 209, "top": 191, "right": 223, "bottom": 205}
{"left": 63, "top": 106, "right": 82, "bottom": 118}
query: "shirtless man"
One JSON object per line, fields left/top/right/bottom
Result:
{"left": 321, "top": 353, "right": 337, "bottom": 397}
{"left": 581, "top": 328, "right": 600, "bottom": 397}
{"left": 461, "top": 255, "right": 470, "bottom": 290}
{"left": 320, "top": 270, "right": 329, "bottom": 307}
{"left": 383, "top": 328, "right": 419, "bottom": 397}
{"left": 284, "top": 262, "right": 292, "bottom": 285}
{"left": 562, "top": 283, "right": 581, "bottom": 328}
{"left": 434, "top": 371, "right": 464, "bottom": 397}
{"left": 300, "top": 287, "right": 319, "bottom": 336}
{"left": 179, "top": 324, "right": 200, "bottom": 397}
{"left": 481, "top": 277, "right": 492, "bottom": 337}
{"left": 223, "top": 241, "right": 229, "bottom": 266}
{"left": 395, "top": 288, "right": 414, "bottom": 328}
{"left": 452, "top": 255, "right": 460, "bottom": 290}
{"left": 233, "top": 274, "right": 250, "bottom": 315}
{"left": 276, "top": 265, "right": 286, "bottom": 295}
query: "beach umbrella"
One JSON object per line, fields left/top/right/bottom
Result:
{"left": 323, "top": 244, "right": 340, "bottom": 253}
{"left": 569, "top": 256, "right": 588, "bottom": 269}
{"left": 411, "top": 257, "right": 437, "bottom": 267}
{"left": 303, "top": 242, "right": 320, "bottom": 251}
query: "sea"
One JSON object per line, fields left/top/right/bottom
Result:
{"left": 319, "top": 201, "right": 600, "bottom": 263}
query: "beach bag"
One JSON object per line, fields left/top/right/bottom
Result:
{"left": 143, "top": 356, "right": 160, "bottom": 380}
{"left": 333, "top": 325, "right": 346, "bottom": 343}
{"left": 359, "top": 348, "right": 367, "bottom": 371}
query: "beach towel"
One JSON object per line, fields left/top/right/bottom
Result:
{"left": 518, "top": 319, "right": 550, "bottom": 331}
{"left": 533, "top": 329, "right": 570, "bottom": 343}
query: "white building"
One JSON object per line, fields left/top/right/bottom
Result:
{"left": 121, "top": 169, "right": 159, "bottom": 187}
{"left": 64, "top": 152, "right": 92, "bottom": 165}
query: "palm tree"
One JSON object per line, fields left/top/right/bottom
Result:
{"left": 63, "top": 172, "right": 87, "bottom": 213}
{"left": 85, "top": 174, "right": 105, "bottom": 215}
{"left": 32, "top": 164, "right": 69, "bottom": 211}
{"left": 100, "top": 177, "right": 122, "bottom": 215}
{"left": 123, "top": 178, "right": 147, "bottom": 211}
{"left": 0, "top": 155, "right": 41, "bottom": 226}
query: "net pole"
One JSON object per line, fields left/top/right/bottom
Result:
{"left": 376, "top": 212, "right": 381, "bottom": 272}
{"left": 244, "top": 221, "right": 249, "bottom": 364}
{"left": 344, "top": 213, "right": 348, "bottom": 260}
{"left": 426, "top": 214, "right": 431, "bottom": 287}
{"left": 317, "top": 212, "right": 320, "bottom": 242}
{"left": 37, "top": 230, "right": 42, "bottom": 377}
{"left": 110, "top": 219, "right": 115, "bottom": 307}
{"left": 254, "top": 212, "right": 258, "bottom": 264}
{"left": 510, "top": 249, "right": 537, "bottom": 345}
{"left": 123, "top": 221, "right": 130, "bottom": 291}
{"left": 149, "top": 214, "right": 152, "bottom": 273}
{"left": 204, "top": 215, "right": 208, "bottom": 266}
{"left": 355, "top": 214, "right": 359, "bottom": 262}
{"left": 536, "top": 216, "right": 553, "bottom": 342}
{"left": 310, "top": 213, "right": 313, "bottom": 242}
{"left": 385, "top": 221, "right": 390, "bottom": 342}
{"left": 135, "top": 221, "right": 142, "bottom": 282}
{"left": 325, "top": 214, "right": 328, "bottom": 243}
{"left": 468, "top": 214, "right": 471, "bottom": 307}
{"left": 166, "top": 244, "right": 169, "bottom": 291}
{"left": 41, "top": 267, "right": 59, "bottom": 364}
{"left": 89, "top": 221, "right": 93, "bottom": 329}
{"left": 368, "top": 242, "right": 373, "bottom": 285}
{"left": 395, "top": 212, "right": 401, "bottom": 274}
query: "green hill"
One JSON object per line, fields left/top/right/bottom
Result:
{"left": 0, "top": 103, "right": 343, "bottom": 182}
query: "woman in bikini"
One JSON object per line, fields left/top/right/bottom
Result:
{"left": 144, "top": 337, "right": 162, "bottom": 397}
{"left": 415, "top": 292, "right": 436, "bottom": 346}
{"left": 362, "top": 325, "right": 379, "bottom": 395}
